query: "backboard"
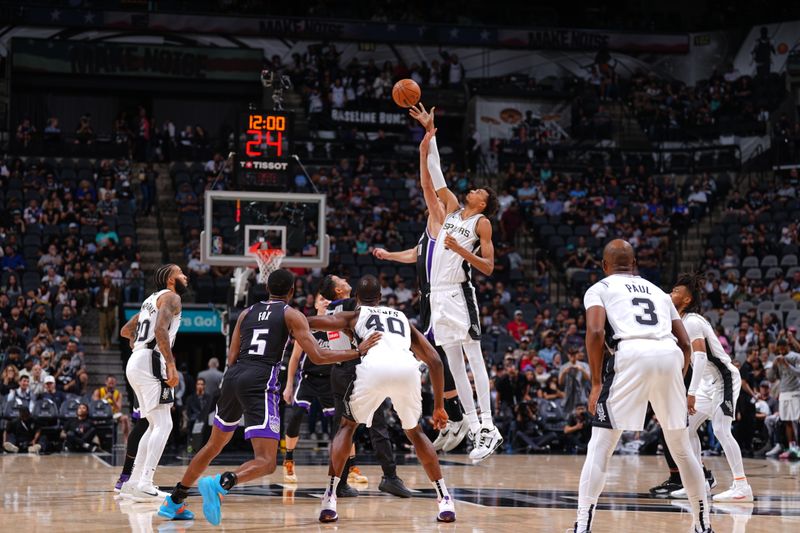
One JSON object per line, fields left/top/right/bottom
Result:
{"left": 200, "top": 190, "right": 329, "bottom": 269}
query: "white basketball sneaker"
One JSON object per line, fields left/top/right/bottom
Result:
{"left": 432, "top": 421, "right": 454, "bottom": 451}
{"left": 122, "top": 482, "right": 168, "bottom": 502}
{"left": 318, "top": 490, "right": 338, "bottom": 522}
{"left": 712, "top": 481, "right": 753, "bottom": 502}
{"left": 468, "top": 425, "right": 503, "bottom": 463}
{"left": 443, "top": 419, "right": 470, "bottom": 452}
{"left": 436, "top": 494, "right": 456, "bottom": 522}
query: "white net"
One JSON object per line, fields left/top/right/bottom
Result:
{"left": 253, "top": 248, "right": 285, "bottom": 283}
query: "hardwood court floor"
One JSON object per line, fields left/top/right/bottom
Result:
{"left": 1, "top": 453, "right": 798, "bottom": 532}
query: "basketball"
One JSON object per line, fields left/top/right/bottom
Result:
{"left": 392, "top": 78, "right": 421, "bottom": 108}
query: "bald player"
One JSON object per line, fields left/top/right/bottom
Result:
{"left": 571, "top": 240, "right": 712, "bottom": 533}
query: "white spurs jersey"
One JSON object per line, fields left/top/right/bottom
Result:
{"left": 354, "top": 305, "right": 417, "bottom": 365}
{"left": 133, "top": 289, "right": 182, "bottom": 352}
{"left": 584, "top": 274, "right": 679, "bottom": 350}
{"left": 682, "top": 313, "right": 739, "bottom": 388}
{"left": 431, "top": 209, "right": 482, "bottom": 287}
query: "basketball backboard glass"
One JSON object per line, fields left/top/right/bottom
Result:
{"left": 200, "top": 190, "right": 329, "bottom": 268}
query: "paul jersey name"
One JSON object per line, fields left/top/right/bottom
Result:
{"left": 623, "top": 283, "right": 652, "bottom": 295}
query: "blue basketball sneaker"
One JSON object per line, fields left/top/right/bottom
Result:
{"left": 158, "top": 495, "right": 195, "bottom": 521}
{"left": 198, "top": 475, "right": 228, "bottom": 526}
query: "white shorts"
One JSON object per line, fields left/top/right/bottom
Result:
{"left": 346, "top": 357, "right": 422, "bottom": 430}
{"left": 430, "top": 283, "right": 481, "bottom": 347}
{"left": 125, "top": 348, "right": 172, "bottom": 418}
{"left": 779, "top": 391, "right": 800, "bottom": 421}
{"left": 695, "top": 371, "right": 742, "bottom": 419}
{"left": 594, "top": 339, "right": 687, "bottom": 431}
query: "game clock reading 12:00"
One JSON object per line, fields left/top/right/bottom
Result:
{"left": 243, "top": 112, "right": 292, "bottom": 157}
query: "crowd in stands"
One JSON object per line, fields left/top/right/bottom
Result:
{"left": 0, "top": 155, "right": 148, "bottom": 453}
{"left": 14, "top": 109, "right": 216, "bottom": 163}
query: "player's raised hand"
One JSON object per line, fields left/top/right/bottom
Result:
{"left": 409, "top": 103, "right": 435, "bottom": 131}
{"left": 357, "top": 332, "right": 382, "bottom": 355}
{"left": 419, "top": 127, "right": 437, "bottom": 159}
{"left": 432, "top": 407, "right": 448, "bottom": 430}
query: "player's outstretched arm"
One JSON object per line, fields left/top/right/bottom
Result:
{"left": 409, "top": 325, "right": 447, "bottom": 428}
{"left": 419, "top": 129, "right": 446, "bottom": 230}
{"left": 585, "top": 305, "right": 606, "bottom": 416}
{"left": 120, "top": 312, "right": 139, "bottom": 348}
{"left": 225, "top": 308, "right": 249, "bottom": 369}
{"left": 373, "top": 247, "right": 416, "bottom": 264}
{"left": 288, "top": 308, "right": 380, "bottom": 364}
{"left": 444, "top": 217, "right": 495, "bottom": 276}
{"left": 306, "top": 311, "right": 357, "bottom": 332}
{"left": 156, "top": 291, "right": 181, "bottom": 387}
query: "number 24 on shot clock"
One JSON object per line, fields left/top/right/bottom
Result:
{"left": 244, "top": 112, "right": 290, "bottom": 157}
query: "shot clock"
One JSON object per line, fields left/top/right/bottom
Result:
{"left": 236, "top": 111, "right": 294, "bottom": 189}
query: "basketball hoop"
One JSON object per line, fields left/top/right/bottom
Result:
{"left": 249, "top": 242, "right": 285, "bottom": 283}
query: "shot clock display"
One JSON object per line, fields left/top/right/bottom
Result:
{"left": 237, "top": 111, "right": 294, "bottom": 189}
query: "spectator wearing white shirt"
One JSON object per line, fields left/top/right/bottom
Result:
{"left": 687, "top": 185, "right": 708, "bottom": 220}
{"left": 330, "top": 78, "right": 346, "bottom": 109}
{"left": 188, "top": 250, "right": 211, "bottom": 277}
{"left": 394, "top": 279, "right": 413, "bottom": 304}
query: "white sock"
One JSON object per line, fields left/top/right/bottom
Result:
{"left": 326, "top": 476, "right": 340, "bottom": 498}
{"left": 577, "top": 426, "right": 622, "bottom": 531}
{"left": 711, "top": 408, "right": 746, "bottom": 480}
{"left": 442, "top": 344, "right": 480, "bottom": 433}
{"left": 129, "top": 422, "right": 153, "bottom": 485}
{"left": 139, "top": 406, "right": 173, "bottom": 487}
{"left": 432, "top": 478, "right": 450, "bottom": 500}
{"left": 462, "top": 342, "right": 492, "bottom": 424}
{"left": 664, "top": 428, "right": 710, "bottom": 531}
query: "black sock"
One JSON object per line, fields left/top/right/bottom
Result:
{"left": 172, "top": 482, "right": 190, "bottom": 504}
{"left": 703, "top": 466, "right": 712, "bottom": 479}
{"left": 220, "top": 471, "right": 238, "bottom": 491}
{"left": 669, "top": 469, "right": 681, "bottom": 484}
{"left": 286, "top": 449, "right": 294, "bottom": 461}
{"left": 444, "top": 397, "right": 464, "bottom": 422}
{"left": 122, "top": 454, "right": 136, "bottom": 476}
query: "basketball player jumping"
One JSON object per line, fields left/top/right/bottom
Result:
{"left": 409, "top": 106, "right": 501, "bottom": 462}
{"left": 281, "top": 293, "right": 337, "bottom": 483}
{"left": 118, "top": 264, "right": 187, "bottom": 502}
{"left": 318, "top": 274, "right": 412, "bottom": 498}
{"left": 158, "top": 269, "right": 380, "bottom": 526}
{"left": 307, "top": 275, "right": 455, "bottom": 523}
{"left": 572, "top": 240, "right": 712, "bottom": 533}
{"left": 669, "top": 273, "right": 753, "bottom": 502}
{"left": 372, "top": 135, "right": 467, "bottom": 453}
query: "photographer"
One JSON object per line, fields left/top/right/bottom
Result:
{"left": 558, "top": 347, "right": 590, "bottom": 413}
{"left": 61, "top": 402, "right": 99, "bottom": 452}
{"left": 563, "top": 403, "right": 591, "bottom": 453}
{"left": 3, "top": 406, "right": 43, "bottom": 454}
{"left": 512, "top": 400, "right": 561, "bottom": 453}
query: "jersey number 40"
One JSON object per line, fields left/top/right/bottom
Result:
{"left": 365, "top": 314, "right": 406, "bottom": 337}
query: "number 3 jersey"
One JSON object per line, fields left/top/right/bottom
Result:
{"left": 583, "top": 274, "right": 679, "bottom": 350}
{"left": 237, "top": 300, "right": 291, "bottom": 365}
{"left": 353, "top": 305, "right": 417, "bottom": 365}
{"left": 133, "top": 289, "right": 182, "bottom": 352}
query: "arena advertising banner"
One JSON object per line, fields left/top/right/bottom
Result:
{"left": 123, "top": 306, "right": 223, "bottom": 334}
{"left": 473, "top": 97, "right": 571, "bottom": 149}
{"left": 328, "top": 107, "right": 408, "bottom": 129}
{"left": 11, "top": 38, "right": 262, "bottom": 81}
{"left": 20, "top": 6, "right": 688, "bottom": 54}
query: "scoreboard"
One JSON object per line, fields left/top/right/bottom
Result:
{"left": 237, "top": 111, "right": 294, "bottom": 189}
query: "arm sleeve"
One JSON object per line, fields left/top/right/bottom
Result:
{"left": 583, "top": 283, "right": 604, "bottom": 310}
{"left": 426, "top": 136, "right": 447, "bottom": 191}
{"left": 687, "top": 351, "right": 708, "bottom": 395}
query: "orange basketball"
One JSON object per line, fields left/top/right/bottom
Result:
{"left": 392, "top": 79, "right": 421, "bottom": 108}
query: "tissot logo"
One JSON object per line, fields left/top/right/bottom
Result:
{"left": 240, "top": 160, "right": 289, "bottom": 170}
